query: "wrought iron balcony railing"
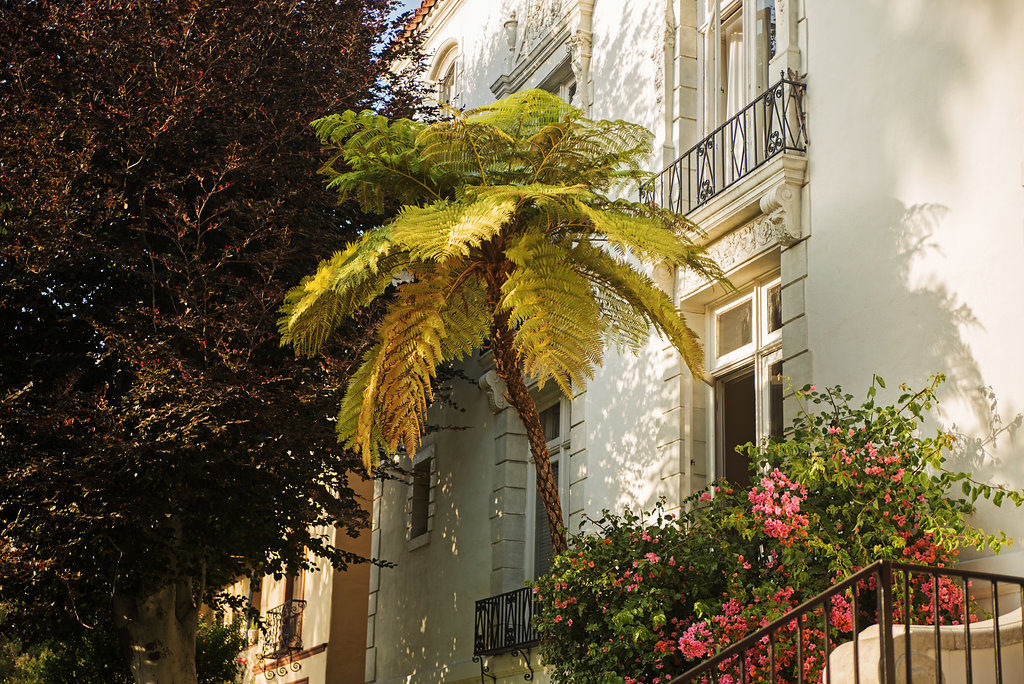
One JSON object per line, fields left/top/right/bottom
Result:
{"left": 260, "top": 598, "right": 306, "bottom": 662}
{"left": 474, "top": 586, "right": 540, "bottom": 657}
{"left": 640, "top": 75, "right": 807, "bottom": 215}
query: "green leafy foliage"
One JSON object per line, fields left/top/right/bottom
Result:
{"left": 533, "top": 376, "right": 1024, "bottom": 683}
{"left": 194, "top": 623, "right": 247, "bottom": 684}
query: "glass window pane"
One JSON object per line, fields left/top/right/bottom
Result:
{"left": 755, "top": 0, "right": 777, "bottom": 92}
{"left": 718, "top": 368, "right": 755, "bottom": 488}
{"left": 410, "top": 459, "right": 431, "bottom": 538}
{"left": 766, "top": 283, "right": 782, "bottom": 333}
{"left": 540, "top": 404, "right": 560, "bottom": 442}
{"left": 716, "top": 300, "right": 752, "bottom": 357}
{"left": 769, "top": 361, "right": 784, "bottom": 439}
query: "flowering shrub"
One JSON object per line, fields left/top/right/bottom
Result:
{"left": 532, "top": 376, "right": 1022, "bottom": 683}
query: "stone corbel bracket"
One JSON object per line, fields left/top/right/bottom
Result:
{"left": 757, "top": 180, "right": 802, "bottom": 247}
{"left": 478, "top": 370, "right": 510, "bottom": 413}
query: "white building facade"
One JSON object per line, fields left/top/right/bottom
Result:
{"left": 367, "top": 1, "right": 1024, "bottom": 682}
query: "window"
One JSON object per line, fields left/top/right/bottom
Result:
{"left": 709, "top": 276, "right": 783, "bottom": 487}
{"left": 410, "top": 458, "right": 432, "bottom": 539}
{"left": 555, "top": 77, "right": 577, "bottom": 106}
{"left": 702, "top": 0, "right": 777, "bottom": 128}
{"left": 438, "top": 63, "right": 456, "bottom": 107}
{"left": 430, "top": 40, "right": 460, "bottom": 110}
{"left": 539, "top": 63, "right": 577, "bottom": 106}
{"left": 531, "top": 400, "right": 569, "bottom": 579}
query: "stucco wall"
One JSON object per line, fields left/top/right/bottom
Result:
{"left": 803, "top": 0, "right": 1024, "bottom": 563}
{"left": 369, "top": 356, "right": 498, "bottom": 683}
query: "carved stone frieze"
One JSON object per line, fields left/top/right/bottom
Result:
{"left": 478, "top": 370, "right": 511, "bottom": 413}
{"left": 519, "top": 0, "right": 562, "bottom": 59}
{"left": 679, "top": 181, "right": 802, "bottom": 294}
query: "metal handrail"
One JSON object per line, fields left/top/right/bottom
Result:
{"left": 640, "top": 75, "right": 807, "bottom": 215}
{"left": 473, "top": 586, "right": 540, "bottom": 656}
{"left": 666, "top": 560, "right": 1024, "bottom": 684}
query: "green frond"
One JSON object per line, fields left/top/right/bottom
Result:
{"left": 312, "top": 110, "right": 436, "bottom": 212}
{"left": 390, "top": 198, "right": 515, "bottom": 262}
{"left": 464, "top": 89, "right": 580, "bottom": 139}
{"left": 530, "top": 117, "right": 654, "bottom": 192}
{"left": 417, "top": 112, "right": 517, "bottom": 185}
{"left": 593, "top": 288, "right": 653, "bottom": 353}
{"left": 573, "top": 200, "right": 721, "bottom": 280}
{"left": 502, "top": 232, "right": 606, "bottom": 394}
{"left": 279, "top": 228, "right": 407, "bottom": 356}
{"left": 338, "top": 272, "right": 491, "bottom": 471}
{"left": 335, "top": 344, "right": 390, "bottom": 469}
{"left": 571, "top": 242, "right": 705, "bottom": 378}
{"left": 466, "top": 183, "right": 594, "bottom": 231}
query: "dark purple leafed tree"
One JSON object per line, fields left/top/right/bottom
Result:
{"left": 0, "top": 1, "right": 429, "bottom": 681}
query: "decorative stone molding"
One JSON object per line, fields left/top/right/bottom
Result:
{"left": 567, "top": 28, "right": 592, "bottom": 109}
{"left": 758, "top": 181, "right": 801, "bottom": 246}
{"left": 653, "top": 262, "right": 675, "bottom": 295}
{"left": 478, "top": 370, "right": 510, "bottom": 413}
{"left": 679, "top": 180, "right": 803, "bottom": 294}
{"left": 519, "top": 0, "right": 562, "bottom": 58}
{"left": 490, "top": 0, "right": 594, "bottom": 112}
{"left": 503, "top": 12, "right": 519, "bottom": 70}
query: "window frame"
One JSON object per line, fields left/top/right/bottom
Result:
{"left": 707, "top": 273, "right": 783, "bottom": 482}
{"left": 406, "top": 444, "right": 435, "bottom": 549}
{"left": 699, "top": 0, "right": 778, "bottom": 133}
{"left": 429, "top": 40, "right": 460, "bottom": 110}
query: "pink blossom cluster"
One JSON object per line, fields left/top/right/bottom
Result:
{"left": 748, "top": 469, "right": 809, "bottom": 545}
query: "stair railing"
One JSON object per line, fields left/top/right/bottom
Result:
{"left": 666, "top": 560, "right": 1024, "bottom": 684}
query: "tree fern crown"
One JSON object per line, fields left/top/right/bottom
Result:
{"left": 281, "top": 90, "right": 724, "bottom": 470}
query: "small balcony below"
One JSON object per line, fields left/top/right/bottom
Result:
{"left": 473, "top": 586, "right": 540, "bottom": 657}
{"left": 260, "top": 598, "right": 306, "bottom": 661}
{"left": 641, "top": 76, "right": 808, "bottom": 217}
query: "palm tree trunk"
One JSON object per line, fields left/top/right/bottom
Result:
{"left": 490, "top": 312, "right": 568, "bottom": 556}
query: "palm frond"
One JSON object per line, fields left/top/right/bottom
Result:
{"left": 390, "top": 198, "right": 515, "bottom": 262}
{"left": 571, "top": 242, "right": 706, "bottom": 378}
{"left": 312, "top": 109, "right": 438, "bottom": 211}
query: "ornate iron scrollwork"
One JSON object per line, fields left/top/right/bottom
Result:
{"left": 510, "top": 647, "right": 535, "bottom": 681}
{"left": 473, "top": 655, "right": 497, "bottom": 683}
{"left": 256, "top": 599, "right": 306, "bottom": 680}
{"left": 638, "top": 75, "right": 807, "bottom": 215}
{"left": 473, "top": 587, "right": 540, "bottom": 658}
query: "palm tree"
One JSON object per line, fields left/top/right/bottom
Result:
{"left": 279, "top": 90, "right": 722, "bottom": 554}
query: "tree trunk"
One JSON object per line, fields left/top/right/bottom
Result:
{"left": 113, "top": 577, "right": 199, "bottom": 684}
{"left": 490, "top": 311, "right": 568, "bottom": 556}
